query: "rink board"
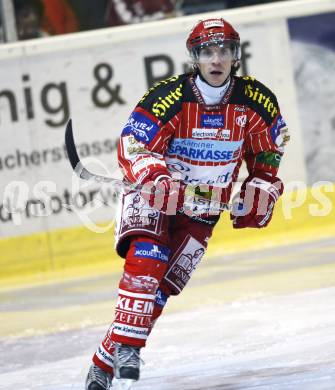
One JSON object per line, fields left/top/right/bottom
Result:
{"left": 1, "top": 254, "right": 335, "bottom": 387}
{"left": 1, "top": 186, "right": 335, "bottom": 288}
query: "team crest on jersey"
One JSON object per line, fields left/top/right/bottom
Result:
{"left": 201, "top": 114, "right": 224, "bottom": 128}
{"left": 235, "top": 115, "right": 247, "bottom": 127}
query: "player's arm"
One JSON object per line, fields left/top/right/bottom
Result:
{"left": 118, "top": 76, "right": 184, "bottom": 185}
{"left": 231, "top": 80, "right": 289, "bottom": 228}
{"left": 118, "top": 105, "right": 173, "bottom": 185}
{"left": 117, "top": 77, "right": 185, "bottom": 212}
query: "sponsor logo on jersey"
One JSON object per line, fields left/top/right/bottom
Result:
{"left": 234, "top": 106, "right": 247, "bottom": 112}
{"left": 134, "top": 242, "right": 170, "bottom": 263}
{"left": 151, "top": 84, "right": 183, "bottom": 118}
{"left": 139, "top": 76, "right": 179, "bottom": 104}
{"left": 123, "top": 136, "right": 147, "bottom": 158}
{"left": 256, "top": 151, "right": 282, "bottom": 168}
{"left": 166, "top": 159, "right": 237, "bottom": 188}
{"left": 204, "top": 20, "right": 224, "bottom": 29}
{"left": 97, "top": 346, "right": 114, "bottom": 365}
{"left": 155, "top": 288, "right": 168, "bottom": 307}
{"left": 201, "top": 114, "right": 224, "bottom": 128}
{"left": 235, "top": 115, "right": 247, "bottom": 127}
{"left": 167, "top": 161, "right": 191, "bottom": 173}
{"left": 114, "top": 313, "right": 151, "bottom": 327}
{"left": 116, "top": 296, "right": 154, "bottom": 315}
{"left": 244, "top": 76, "right": 278, "bottom": 118}
{"left": 186, "top": 166, "right": 234, "bottom": 186}
{"left": 132, "top": 156, "right": 165, "bottom": 174}
{"left": 182, "top": 171, "right": 233, "bottom": 186}
{"left": 113, "top": 323, "right": 149, "bottom": 339}
{"left": 122, "top": 111, "right": 159, "bottom": 144}
{"left": 192, "top": 128, "right": 230, "bottom": 139}
{"left": 216, "top": 129, "right": 231, "bottom": 139}
{"left": 164, "top": 236, "right": 205, "bottom": 292}
{"left": 208, "top": 171, "right": 231, "bottom": 185}
{"left": 192, "top": 128, "right": 217, "bottom": 138}
{"left": 168, "top": 138, "right": 243, "bottom": 162}
{"left": 270, "top": 114, "right": 287, "bottom": 145}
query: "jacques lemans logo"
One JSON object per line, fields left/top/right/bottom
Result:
{"left": 134, "top": 242, "right": 169, "bottom": 262}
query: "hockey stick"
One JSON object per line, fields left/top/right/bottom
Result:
{"left": 65, "top": 118, "right": 125, "bottom": 187}
{"left": 65, "top": 119, "right": 231, "bottom": 211}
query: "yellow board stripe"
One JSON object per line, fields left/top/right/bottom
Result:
{"left": 1, "top": 185, "right": 334, "bottom": 289}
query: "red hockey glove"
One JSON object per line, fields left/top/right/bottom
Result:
{"left": 140, "top": 174, "right": 186, "bottom": 214}
{"left": 230, "top": 171, "right": 283, "bottom": 229}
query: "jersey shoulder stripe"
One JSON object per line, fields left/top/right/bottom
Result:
{"left": 231, "top": 76, "right": 279, "bottom": 125}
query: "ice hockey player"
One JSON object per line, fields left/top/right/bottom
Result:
{"left": 85, "top": 17, "right": 289, "bottom": 389}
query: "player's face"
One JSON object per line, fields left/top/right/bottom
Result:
{"left": 197, "top": 45, "right": 234, "bottom": 87}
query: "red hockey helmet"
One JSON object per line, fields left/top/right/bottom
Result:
{"left": 186, "top": 18, "right": 241, "bottom": 61}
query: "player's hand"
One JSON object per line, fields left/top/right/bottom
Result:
{"left": 141, "top": 175, "right": 185, "bottom": 214}
{"left": 230, "top": 171, "right": 283, "bottom": 228}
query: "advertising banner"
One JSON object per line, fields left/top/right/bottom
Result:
{"left": 0, "top": 13, "right": 305, "bottom": 238}
{"left": 288, "top": 12, "right": 335, "bottom": 184}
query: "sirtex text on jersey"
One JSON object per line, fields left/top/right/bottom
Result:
{"left": 151, "top": 84, "right": 183, "bottom": 117}
{"left": 244, "top": 83, "right": 278, "bottom": 118}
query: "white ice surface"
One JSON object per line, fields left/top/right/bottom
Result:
{"left": 1, "top": 287, "right": 335, "bottom": 389}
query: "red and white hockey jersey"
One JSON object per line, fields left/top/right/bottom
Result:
{"left": 118, "top": 73, "right": 288, "bottom": 210}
